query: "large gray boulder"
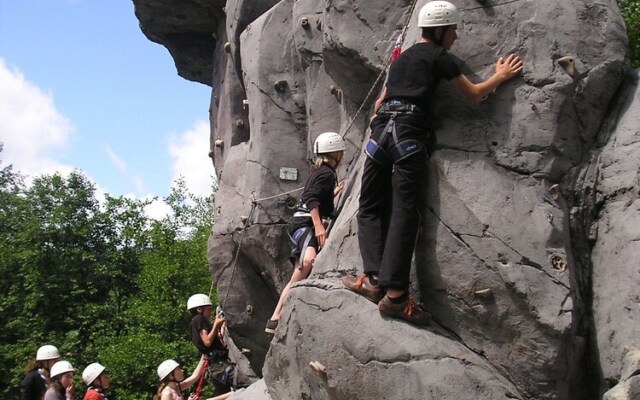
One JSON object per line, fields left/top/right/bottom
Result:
{"left": 133, "top": 0, "right": 638, "bottom": 398}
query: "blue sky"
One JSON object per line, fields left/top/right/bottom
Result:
{"left": 0, "top": 1, "right": 214, "bottom": 214}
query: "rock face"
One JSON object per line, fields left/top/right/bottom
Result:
{"left": 133, "top": 0, "right": 639, "bottom": 399}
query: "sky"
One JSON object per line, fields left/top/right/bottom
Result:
{"left": 0, "top": 1, "right": 214, "bottom": 217}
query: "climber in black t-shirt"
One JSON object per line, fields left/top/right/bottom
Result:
{"left": 187, "top": 293, "right": 252, "bottom": 396}
{"left": 343, "top": 0, "right": 523, "bottom": 325}
{"left": 265, "top": 132, "right": 346, "bottom": 335}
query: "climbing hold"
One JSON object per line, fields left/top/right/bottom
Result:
{"left": 550, "top": 255, "right": 567, "bottom": 272}
{"left": 245, "top": 304, "right": 253, "bottom": 315}
{"left": 216, "top": 206, "right": 222, "bottom": 215}
{"left": 316, "top": 18, "right": 323, "bottom": 30}
{"left": 240, "top": 215, "right": 249, "bottom": 225}
{"left": 242, "top": 99, "right": 249, "bottom": 110}
{"left": 474, "top": 288, "right": 494, "bottom": 299}
{"left": 274, "top": 79, "right": 288, "bottom": 92}
{"left": 236, "top": 119, "right": 244, "bottom": 127}
{"left": 301, "top": 17, "right": 310, "bottom": 28}
{"left": 214, "top": 138, "right": 224, "bottom": 148}
{"left": 208, "top": 150, "right": 215, "bottom": 158}
{"left": 557, "top": 56, "right": 576, "bottom": 77}
{"left": 549, "top": 184, "right": 560, "bottom": 200}
{"left": 285, "top": 196, "right": 297, "bottom": 209}
{"left": 309, "top": 361, "right": 326, "bottom": 374}
{"left": 330, "top": 85, "right": 343, "bottom": 103}
{"left": 223, "top": 42, "right": 231, "bottom": 53}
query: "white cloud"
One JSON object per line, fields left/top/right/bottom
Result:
{"left": 168, "top": 120, "right": 216, "bottom": 197}
{"left": 104, "top": 144, "right": 147, "bottom": 194}
{"left": 0, "top": 58, "right": 75, "bottom": 177}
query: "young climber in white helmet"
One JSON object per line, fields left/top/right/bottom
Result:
{"left": 81, "top": 363, "right": 110, "bottom": 400}
{"left": 343, "top": 0, "right": 523, "bottom": 325}
{"left": 265, "top": 132, "right": 346, "bottom": 334}
{"left": 44, "top": 360, "right": 75, "bottom": 400}
{"left": 155, "top": 358, "right": 207, "bottom": 400}
{"left": 186, "top": 293, "right": 253, "bottom": 396}
{"left": 21, "top": 344, "right": 60, "bottom": 400}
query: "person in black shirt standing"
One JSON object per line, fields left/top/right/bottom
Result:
{"left": 21, "top": 345, "right": 60, "bottom": 400}
{"left": 187, "top": 293, "right": 251, "bottom": 396}
{"left": 265, "top": 132, "right": 346, "bottom": 334}
{"left": 343, "top": 0, "right": 523, "bottom": 325}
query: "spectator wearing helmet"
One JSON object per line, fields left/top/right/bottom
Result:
{"left": 21, "top": 345, "right": 60, "bottom": 400}
{"left": 265, "top": 132, "right": 346, "bottom": 334}
{"left": 343, "top": 1, "right": 522, "bottom": 325}
{"left": 44, "top": 361, "right": 74, "bottom": 400}
{"left": 154, "top": 358, "right": 207, "bottom": 400}
{"left": 81, "top": 363, "right": 109, "bottom": 400}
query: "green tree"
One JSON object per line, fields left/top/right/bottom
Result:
{"left": 620, "top": 0, "right": 640, "bottom": 68}
{"left": 0, "top": 163, "right": 217, "bottom": 399}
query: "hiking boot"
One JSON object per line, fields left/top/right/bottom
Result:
{"left": 265, "top": 319, "right": 278, "bottom": 334}
{"left": 378, "top": 295, "right": 432, "bottom": 326}
{"left": 341, "top": 274, "right": 384, "bottom": 304}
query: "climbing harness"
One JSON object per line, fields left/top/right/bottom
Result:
{"left": 210, "top": 0, "right": 526, "bottom": 313}
{"left": 365, "top": 100, "right": 424, "bottom": 167}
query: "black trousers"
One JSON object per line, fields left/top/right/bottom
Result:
{"left": 357, "top": 112, "right": 428, "bottom": 289}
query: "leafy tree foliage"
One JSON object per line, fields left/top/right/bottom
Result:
{"left": 620, "top": 0, "right": 640, "bottom": 68}
{"left": 0, "top": 162, "right": 216, "bottom": 400}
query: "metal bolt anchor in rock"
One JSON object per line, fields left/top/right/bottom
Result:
{"left": 301, "top": 17, "right": 310, "bottom": 28}
{"left": 549, "top": 184, "right": 560, "bottom": 200}
{"left": 274, "top": 79, "right": 288, "bottom": 92}
{"left": 474, "top": 288, "right": 494, "bottom": 299}
{"left": 236, "top": 119, "right": 244, "bottom": 127}
{"left": 223, "top": 42, "right": 231, "bottom": 53}
{"left": 557, "top": 56, "right": 576, "bottom": 77}
{"left": 309, "top": 361, "right": 326, "bottom": 375}
{"left": 330, "top": 85, "right": 343, "bottom": 103}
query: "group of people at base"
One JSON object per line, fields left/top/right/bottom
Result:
{"left": 21, "top": 345, "right": 110, "bottom": 400}
{"left": 265, "top": 0, "right": 523, "bottom": 332}
{"left": 22, "top": 295, "right": 254, "bottom": 400}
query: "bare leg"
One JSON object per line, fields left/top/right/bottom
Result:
{"left": 269, "top": 246, "right": 317, "bottom": 321}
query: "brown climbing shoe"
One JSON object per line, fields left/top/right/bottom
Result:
{"left": 341, "top": 274, "right": 384, "bottom": 304}
{"left": 378, "top": 295, "right": 432, "bottom": 326}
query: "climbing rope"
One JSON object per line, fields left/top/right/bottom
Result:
{"left": 210, "top": 0, "right": 524, "bottom": 312}
{"left": 339, "top": 0, "right": 421, "bottom": 139}
{"left": 217, "top": 199, "right": 257, "bottom": 309}
{"left": 191, "top": 358, "right": 209, "bottom": 400}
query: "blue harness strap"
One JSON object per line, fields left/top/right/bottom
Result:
{"left": 290, "top": 227, "right": 313, "bottom": 269}
{"left": 365, "top": 111, "right": 423, "bottom": 167}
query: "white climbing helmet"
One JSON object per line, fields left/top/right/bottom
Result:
{"left": 314, "top": 132, "right": 346, "bottom": 154}
{"left": 36, "top": 345, "right": 60, "bottom": 361}
{"left": 157, "top": 359, "right": 179, "bottom": 381}
{"left": 82, "top": 363, "right": 106, "bottom": 385}
{"left": 187, "top": 293, "right": 212, "bottom": 310}
{"left": 418, "top": 1, "right": 459, "bottom": 27}
{"left": 50, "top": 361, "right": 75, "bottom": 379}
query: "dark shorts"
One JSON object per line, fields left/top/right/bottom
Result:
{"left": 288, "top": 218, "right": 318, "bottom": 266}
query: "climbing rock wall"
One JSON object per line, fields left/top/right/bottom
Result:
{"left": 133, "top": 0, "right": 638, "bottom": 399}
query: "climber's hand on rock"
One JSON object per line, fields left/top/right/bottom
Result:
{"left": 496, "top": 54, "right": 523, "bottom": 81}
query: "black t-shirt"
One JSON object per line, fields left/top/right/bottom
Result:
{"left": 297, "top": 164, "right": 337, "bottom": 219}
{"left": 189, "top": 314, "right": 228, "bottom": 360}
{"left": 21, "top": 370, "right": 46, "bottom": 400}
{"left": 384, "top": 41, "right": 461, "bottom": 114}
